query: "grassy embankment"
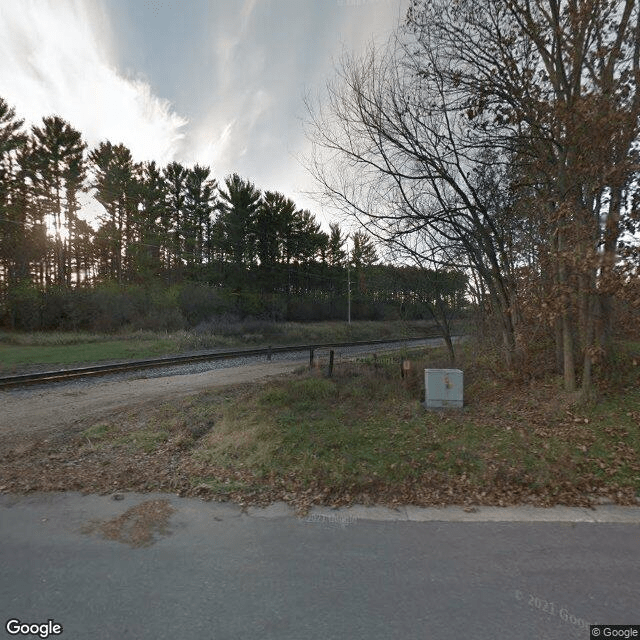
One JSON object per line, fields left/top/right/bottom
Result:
{"left": 2, "top": 338, "right": 638, "bottom": 509}
{"left": 0, "top": 320, "right": 437, "bottom": 373}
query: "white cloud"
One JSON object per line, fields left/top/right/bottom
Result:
{"left": 0, "top": 0, "right": 187, "bottom": 164}
{"left": 185, "top": 118, "right": 237, "bottom": 172}
{"left": 185, "top": 85, "right": 273, "bottom": 174}
{"left": 240, "top": 0, "right": 260, "bottom": 25}
{"left": 182, "top": 0, "right": 407, "bottom": 218}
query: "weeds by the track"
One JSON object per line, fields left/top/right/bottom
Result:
{"left": 1, "top": 340, "right": 638, "bottom": 511}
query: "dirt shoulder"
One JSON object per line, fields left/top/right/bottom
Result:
{"left": 1, "top": 343, "right": 638, "bottom": 512}
{"left": 0, "top": 360, "right": 306, "bottom": 439}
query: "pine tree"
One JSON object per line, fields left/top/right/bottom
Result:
{"left": 184, "top": 164, "right": 217, "bottom": 274}
{"left": 0, "top": 98, "right": 28, "bottom": 291}
{"left": 350, "top": 230, "right": 377, "bottom": 267}
{"left": 163, "top": 161, "right": 188, "bottom": 274}
{"left": 217, "top": 174, "right": 261, "bottom": 267}
{"left": 327, "top": 222, "right": 347, "bottom": 267}
{"left": 31, "top": 115, "right": 86, "bottom": 286}
{"left": 89, "top": 142, "right": 139, "bottom": 282}
{"left": 138, "top": 161, "right": 168, "bottom": 278}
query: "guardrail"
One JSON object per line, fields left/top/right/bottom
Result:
{"left": 0, "top": 334, "right": 445, "bottom": 389}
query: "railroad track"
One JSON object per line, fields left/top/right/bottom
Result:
{"left": 0, "top": 334, "right": 446, "bottom": 389}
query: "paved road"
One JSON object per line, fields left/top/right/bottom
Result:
{"left": 1, "top": 493, "right": 639, "bottom": 639}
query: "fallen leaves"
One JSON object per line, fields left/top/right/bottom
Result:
{"left": 82, "top": 499, "right": 175, "bottom": 548}
{"left": 1, "top": 358, "right": 639, "bottom": 512}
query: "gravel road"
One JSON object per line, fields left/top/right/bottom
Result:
{"left": 0, "top": 337, "right": 456, "bottom": 439}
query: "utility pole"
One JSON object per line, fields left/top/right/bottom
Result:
{"left": 347, "top": 261, "right": 351, "bottom": 324}
{"left": 346, "top": 232, "right": 351, "bottom": 324}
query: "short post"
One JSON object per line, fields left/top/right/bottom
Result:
{"left": 267, "top": 346, "right": 272, "bottom": 362}
{"left": 328, "top": 349, "right": 334, "bottom": 378}
{"left": 373, "top": 353, "right": 378, "bottom": 370}
{"left": 310, "top": 347, "right": 315, "bottom": 369}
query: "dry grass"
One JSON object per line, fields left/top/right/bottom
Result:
{"left": 0, "top": 320, "right": 440, "bottom": 373}
{"left": 1, "top": 339, "right": 638, "bottom": 512}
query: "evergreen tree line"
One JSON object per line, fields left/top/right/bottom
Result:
{"left": 0, "top": 98, "right": 467, "bottom": 330}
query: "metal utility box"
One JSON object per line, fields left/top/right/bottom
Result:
{"left": 423, "top": 369, "right": 463, "bottom": 409}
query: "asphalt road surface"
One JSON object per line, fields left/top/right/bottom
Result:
{"left": 1, "top": 492, "right": 639, "bottom": 639}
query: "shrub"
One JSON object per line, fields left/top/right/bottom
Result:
{"left": 5, "top": 282, "right": 41, "bottom": 331}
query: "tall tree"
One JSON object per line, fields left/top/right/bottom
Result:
{"left": 350, "top": 230, "right": 378, "bottom": 268}
{"left": 305, "top": 35, "right": 521, "bottom": 367}
{"left": 307, "top": 0, "right": 640, "bottom": 393}
{"left": 256, "top": 191, "right": 295, "bottom": 269}
{"left": 217, "top": 174, "right": 261, "bottom": 267}
{"left": 327, "top": 222, "right": 347, "bottom": 267}
{"left": 138, "top": 160, "right": 168, "bottom": 278}
{"left": 163, "top": 161, "right": 188, "bottom": 274}
{"left": 0, "top": 98, "right": 28, "bottom": 291}
{"left": 184, "top": 164, "right": 217, "bottom": 273}
{"left": 288, "top": 209, "right": 326, "bottom": 265}
{"left": 89, "top": 142, "right": 139, "bottom": 283}
{"left": 31, "top": 116, "right": 86, "bottom": 286}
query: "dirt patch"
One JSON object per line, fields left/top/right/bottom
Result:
{"left": 1, "top": 349, "right": 638, "bottom": 513}
{"left": 83, "top": 499, "right": 175, "bottom": 548}
{"left": 0, "top": 360, "right": 305, "bottom": 439}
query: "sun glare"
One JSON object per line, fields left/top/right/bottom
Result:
{"left": 44, "top": 215, "right": 70, "bottom": 243}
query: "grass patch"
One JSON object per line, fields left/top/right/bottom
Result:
{"left": 81, "top": 423, "right": 113, "bottom": 442}
{"left": 186, "top": 339, "right": 640, "bottom": 507}
{"left": 0, "top": 336, "right": 176, "bottom": 372}
{"left": 2, "top": 338, "right": 637, "bottom": 509}
{"left": 114, "top": 429, "right": 170, "bottom": 453}
{"left": 0, "top": 320, "right": 442, "bottom": 373}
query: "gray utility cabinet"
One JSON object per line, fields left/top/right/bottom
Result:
{"left": 423, "top": 369, "right": 464, "bottom": 409}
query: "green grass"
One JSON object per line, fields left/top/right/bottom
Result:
{"left": 186, "top": 339, "right": 640, "bottom": 504}
{"left": 0, "top": 338, "right": 176, "bottom": 372}
{"left": 114, "top": 429, "right": 170, "bottom": 453}
{"left": 81, "top": 423, "right": 113, "bottom": 441}
{"left": 0, "top": 320, "right": 441, "bottom": 373}
{"left": 5, "top": 337, "right": 637, "bottom": 507}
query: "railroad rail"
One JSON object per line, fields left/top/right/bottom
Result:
{"left": 0, "top": 334, "right": 445, "bottom": 389}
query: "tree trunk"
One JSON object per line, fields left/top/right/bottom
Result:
{"left": 557, "top": 223, "right": 577, "bottom": 391}
{"left": 580, "top": 291, "right": 598, "bottom": 399}
{"left": 562, "top": 311, "right": 576, "bottom": 392}
{"left": 597, "top": 185, "right": 623, "bottom": 359}
{"left": 554, "top": 317, "right": 563, "bottom": 374}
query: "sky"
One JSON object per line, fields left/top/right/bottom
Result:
{"left": 0, "top": 0, "right": 408, "bottom": 228}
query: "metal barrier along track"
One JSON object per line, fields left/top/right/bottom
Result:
{"left": 0, "top": 334, "right": 442, "bottom": 389}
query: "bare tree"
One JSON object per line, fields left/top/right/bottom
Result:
{"left": 407, "top": 0, "right": 640, "bottom": 394}
{"left": 305, "top": 36, "right": 522, "bottom": 368}
{"left": 306, "top": 0, "right": 640, "bottom": 395}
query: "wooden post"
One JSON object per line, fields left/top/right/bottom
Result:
{"left": 267, "top": 346, "right": 272, "bottom": 362}
{"left": 310, "top": 347, "right": 315, "bottom": 369}
{"left": 328, "top": 349, "right": 334, "bottom": 377}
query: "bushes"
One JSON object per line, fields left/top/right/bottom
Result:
{"left": 1, "top": 279, "right": 463, "bottom": 331}
{"left": 4, "top": 282, "right": 42, "bottom": 331}
{"left": 2, "top": 284, "right": 184, "bottom": 332}
{"left": 177, "top": 284, "right": 230, "bottom": 325}
{"left": 2, "top": 283, "right": 289, "bottom": 332}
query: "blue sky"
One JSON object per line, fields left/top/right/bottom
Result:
{"left": 0, "top": 0, "right": 407, "bottom": 227}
